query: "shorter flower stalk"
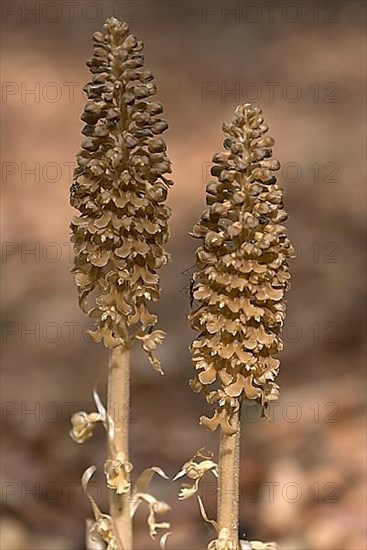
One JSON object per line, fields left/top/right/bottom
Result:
{"left": 183, "top": 104, "right": 293, "bottom": 549}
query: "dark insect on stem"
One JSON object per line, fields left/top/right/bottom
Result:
{"left": 180, "top": 265, "right": 196, "bottom": 307}
{"left": 69, "top": 182, "right": 79, "bottom": 200}
{"left": 70, "top": 182, "right": 79, "bottom": 195}
{"left": 189, "top": 275, "right": 195, "bottom": 308}
{"left": 259, "top": 215, "right": 270, "bottom": 225}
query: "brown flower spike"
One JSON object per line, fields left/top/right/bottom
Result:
{"left": 190, "top": 104, "right": 293, "bottom": 434}
{"left": 70, "top": 18, "right": 172, "bottom": 549}
{"left": 70, "top": 17, "right": 172, "bottom": 370}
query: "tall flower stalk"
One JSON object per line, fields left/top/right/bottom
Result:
{"left": 69, "top": 17, "right": 172, "bottom": 550}
{"left": 177, "top": 104, "right": 293, "bottom": 550}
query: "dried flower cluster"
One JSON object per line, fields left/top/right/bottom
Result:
{"left": 174, "top": 449, "right": 218, "bottom": 499}
{"left": 70, "top": 17, "right": 172, "bottom": 369}
{"left": 190, "top": 104, "right": 293, "bottom": 433}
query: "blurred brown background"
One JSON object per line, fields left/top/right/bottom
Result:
{"left": 1, "top": 1, "right": 366, "bottom": 549}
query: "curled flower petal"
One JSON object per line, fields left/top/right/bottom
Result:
{"left": 89, "top": 515, "right": 118, "bottom": 550}
{"left": 198, "top": 495, "right": 218, "bottom": 531}
{"left": 70, "top": 411, "right": 103, "bottom": 444}
{"left": 132, "top": 492, "right": 171, "bottom": 539}
{"left": 225, "top": 374, "right": 245, "bottom": 398}
{"left": 160, "top": 532, "right": 172, "bottom": 550}
{"left": 198, "top": 365, "right": 217, "bottom": 385}
{"left": 134, "top": 330, "right": 166, "bottom": 374}
{"left": 82, "top": 466, "right": 121, "bottom": 550}
{"left": 131, "top": 466, "right": 169, "bottom": 517}
{"left": 200, "top": 412, "right": 221, "bottom": 432}
{"left": 93, "top": 387, "right": 107, "bottom": 422}
{"left": 178, "top": 479, "right": 200, "bottom": 500}
{"left": 104, "top": 451, "right": 133, "bottom": 494}
{"left": 243, "top": 375, "right": 262, "bottom": 400}
{"left": 136, "top": 330, "right": 166, "bottom": 352}
{"left": 82, "top": 466, "right": 100, "bottom": 519}
{"left": 85, "top": 518, "right": 104, "bottom": 550}
{"left": 175, "top": 449, "right": 218, "bottom": 500}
